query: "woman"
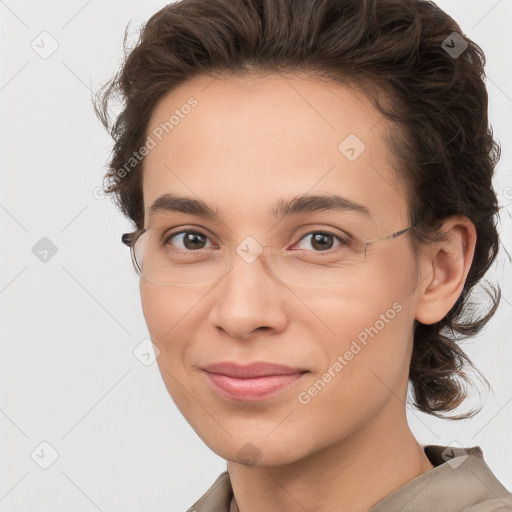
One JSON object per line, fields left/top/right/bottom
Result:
{"left": 95, "top": 0, "right": 511, "bottom": 510}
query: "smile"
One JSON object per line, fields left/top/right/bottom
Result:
{"left": 203, "top": 371, "right": 308, "bottom": 401}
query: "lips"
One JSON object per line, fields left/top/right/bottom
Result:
{"left": 202, "top": 361, "right": 309, "bottom": 401}
{"left": 202, "top": 361, "right": 307, "bottom": 378}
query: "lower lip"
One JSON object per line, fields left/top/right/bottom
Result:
{"left": 203, "top": 371, "right": 307, "bottom": 401}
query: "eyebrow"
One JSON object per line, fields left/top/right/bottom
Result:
{"left": 148, "top": 192, "right": 371, "bottom": 220}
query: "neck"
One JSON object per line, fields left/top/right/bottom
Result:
{"left": 227, "top": 402, "right": 435, "bottom": 512}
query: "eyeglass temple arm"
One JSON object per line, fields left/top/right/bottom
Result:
{"left": 365, "top": 225, "right": 415, "bottom": 247}
{"left": 122, "top": 231, "right": 137, "bottom": 247}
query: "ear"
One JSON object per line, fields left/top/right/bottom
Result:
{"left": 414, "top": 216, "right": 476, "bottom": 325}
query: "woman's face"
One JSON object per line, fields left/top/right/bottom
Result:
{"left": 140, "top": 73, "right": 423, "bottom": 466}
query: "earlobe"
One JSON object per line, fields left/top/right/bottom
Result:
{"left": 414, "top": 217, "right": 476, "bottom": 325}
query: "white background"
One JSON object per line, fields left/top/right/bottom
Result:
{"left": 1, "top": 1, "right": 511, "bottom": 510}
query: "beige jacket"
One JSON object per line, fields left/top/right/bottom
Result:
{"left": 188, "top": 445, "right": 512, "bottom": 512}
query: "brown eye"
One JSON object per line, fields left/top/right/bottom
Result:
{"left": 165, "top": 231, "right": 212, "bottom": 251}
{"left": 294, "top": 231, "right": 348, "bottom": 252}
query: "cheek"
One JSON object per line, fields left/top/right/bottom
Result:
{"left": 139, "top": 282, "right": 203, "bottom": 412}
{"left": 293, "top": 291, "right": 413, "bottom": 438}
{"left": 303, "top": 253, "right": 416, "bottom": 397}
{"left": 139, "top": 283, "right": 200, "bottom": 359}
{"left": 302, "top": 288, "right": 412, "bottom": 379}
{"left": 140, "top": 283, "right": 172, "bottom": 343}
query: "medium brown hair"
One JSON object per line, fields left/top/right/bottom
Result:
{"left": 95, "top": 0, "right": 501, "bottom": 419}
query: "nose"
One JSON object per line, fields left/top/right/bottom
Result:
{"left": 208, "top": 246, "right": 289, "bottom": 341}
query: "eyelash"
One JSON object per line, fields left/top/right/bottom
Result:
{"left": 162, "top": 228, "right": 351, "bottom": 253}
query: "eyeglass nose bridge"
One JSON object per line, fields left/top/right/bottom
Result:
{"left": 228, "top": 240, "right": 303, "bottom": 290}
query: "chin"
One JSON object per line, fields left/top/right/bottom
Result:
{"left": 202, "top": 432, "right": 314, "bottom": 467}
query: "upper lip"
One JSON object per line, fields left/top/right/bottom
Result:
{"left": 202, "top": 362, "right": 307, "bottom": 378}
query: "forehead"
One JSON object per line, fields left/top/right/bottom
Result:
{"left": 142, "top": 73, "right": 409, "bottom": 231}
